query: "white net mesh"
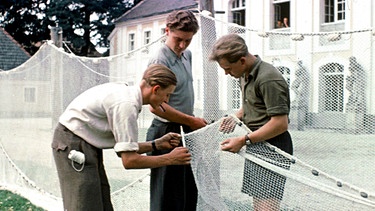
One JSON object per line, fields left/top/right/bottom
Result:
{"left": 185, "top": 115, "right": 375, "bottom": 210}
{"left": 1, "top": 12, "right": 375, "bottom": 210}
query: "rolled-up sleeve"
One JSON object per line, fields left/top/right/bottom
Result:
{"left": 114, "top": 142, "right": 139, "bottom": 152}
{"left": 108, "top": 102, "right": 140, "bottom": 153}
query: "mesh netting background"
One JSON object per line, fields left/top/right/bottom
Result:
{"left": 185, "top": 116, "right": 375, "bottom": 210}
{"left": 1, "top": 12, "right": 375, "bottom": 210}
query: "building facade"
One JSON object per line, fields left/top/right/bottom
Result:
{"left": 109, "top": 0, "right": 375, "bottom": 132}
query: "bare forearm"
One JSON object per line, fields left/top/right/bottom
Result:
{"left": 150, "top": 104, "right": 192, "bottom": 124}
{"left": 137, "top": 141, "right": 154, "bottom": 154}
{"left": 121, "top": 152, "right": 172, "bottom": 169}
{"left": 120, "top": 147, "right": 190, "bottom": 169}
{"left": 150, "top": 104, "right": 207, "bottom": 130}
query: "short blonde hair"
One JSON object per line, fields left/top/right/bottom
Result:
{"left": 143, "top": 64, "right": 177, "bottom": 89}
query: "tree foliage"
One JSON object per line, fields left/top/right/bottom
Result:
{"left": 47, "top": 0, "right": 141, "bottom": 56}
{"left": 0, "top": 0, "right": 141, "bottom": 56}
{"left": 0, "top": 0, "right": 51, "bottom": 55}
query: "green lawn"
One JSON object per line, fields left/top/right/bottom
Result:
{"left": 0, "top": 190, "right": 45, "bottom": 211}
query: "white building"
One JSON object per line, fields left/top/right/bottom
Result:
{"left": 109, "top": 0, "right": 375, "bottom": 132}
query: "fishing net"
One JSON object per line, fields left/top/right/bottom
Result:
{"left": 1, "top": 12, "right": 375, "bottom": 210}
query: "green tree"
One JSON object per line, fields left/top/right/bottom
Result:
{"left": 0, "top": 0, "right": 52, "bottom": 55}
{"left": 0, "top": 0, "right": 141, "bottom": 56}
{"left": 47, "top": 0, "right": 141, "bottom": 56}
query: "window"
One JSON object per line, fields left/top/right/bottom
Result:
{"left": 231, "top": 0, "right": 245, "bottom": 26}
{"left": 24, "top": 87, "right": 36, "bottom": 103}
{"left": 144, "top": 31, "right": 151, "bottom": 45}
{"left": 160, "top": 28, "right": 166, "bottom": 43}
{"left": 128, "top": 33, "right": 135, "bottom": 51}
{"left": 324, "top": 0, "right": 345, "bottom": 23}
{"left": 320, "top": 63, "right": 344, "bottom": 112}
{"left": 273, "top": 0, "right": 290, "bottom": 29}
{"left": 232, "top": 0, "right": 245, "bottom": 7}
{"left": 325, "top": 0, "right": 334, "bottom": 22}
{"left": 337, "top": 0, "right": 345, "bottom": 21}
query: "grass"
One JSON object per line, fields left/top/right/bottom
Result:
{"left": 0, "top": 190, "right": 45, "bottom": 211}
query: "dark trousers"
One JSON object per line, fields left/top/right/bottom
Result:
{"left": 146, "top": 119, "right": 198, "bottom": 211}
{"left": 52, "top": 123, "right": 113, "bottom": 211}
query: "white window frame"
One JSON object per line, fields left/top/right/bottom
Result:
{"left": 273, "top": 0, "right": 290, "bottom": 29}
{"left": 144, "top": 30, "right": 151, "bottom": 45}
{"left": 232, "top": 0, "right": 245, "bottom": 8}
{"left": 230, "top": 0, "right": 246, "bottom": 26}
{"left": 320, "top": 63, "right": 344, "bottom": 112}
{"left": 336, "top": 0, "right": 346, "bottom": 21}
{"left": 324, "top": 0, "right": 346, "bottom": 23}
{"left": 128, "top": 33, "right": 135, "bottom": 51}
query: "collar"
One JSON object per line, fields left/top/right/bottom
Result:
{"left": 244, "top": 55, "right": 261, "bottom": 82}
{"left": 164, "top": 44, "right": 187, "bottom": 65}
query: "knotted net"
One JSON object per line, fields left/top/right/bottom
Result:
{"left": 184, "top": 115, "right": 375, "bottom": 210}
{"left": 1, "top": 11, "right": 375, "bottom": 210}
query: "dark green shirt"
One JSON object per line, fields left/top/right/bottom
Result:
{"left": 241, "top": 56, "right": 290, "bottom": 128}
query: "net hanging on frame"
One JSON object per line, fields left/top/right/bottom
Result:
{"left": 1, "top": 11, "right": 375, "bottom": 210}
{"left": 184, "top": 115, "right": 375, "bottom": 210}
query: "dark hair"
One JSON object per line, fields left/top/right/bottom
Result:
{"left": 143, "top": 64, "right": 177, "bottom": 89}
{"left": 209, "top": 34, "right": 249, "bottom": 63}
{"left": 166, "top": 10, "right": 199, "bottom": 34}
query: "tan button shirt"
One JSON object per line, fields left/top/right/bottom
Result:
{"left": 59, "top": 82, "right": 142, "bottom": 152}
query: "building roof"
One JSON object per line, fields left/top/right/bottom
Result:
{"left": 115, "top": 0, "right": 198, "bottom": 23}
{"left": 0, "top": 27, "right": 31, "bottom": 71}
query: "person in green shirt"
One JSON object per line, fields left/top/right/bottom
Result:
{"left": 209, "top": 33, "right": 293, "bottom": 211}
